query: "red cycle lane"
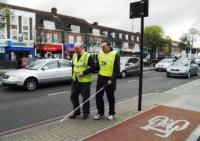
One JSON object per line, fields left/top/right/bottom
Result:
{"left": 84, "top": 105, "right": 200, "bottom": 141}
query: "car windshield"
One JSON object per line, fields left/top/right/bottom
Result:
{"left": 173, "top": 61, "right": 190, "bottom": 67}
{"left": 160, "top": 59, "right": 173, "bottom": 63}
{"left": 120, "top": 57, "right": 129, "bottom": 63}
{"left": 26, "top": 60, "right": 47, "bottom": 70}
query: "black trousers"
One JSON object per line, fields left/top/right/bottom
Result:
{"left": 71, "top": 81, "right": 91, "bottom": 115}
{"left": 95, "top": 79, "right": 116, "bottom": 116}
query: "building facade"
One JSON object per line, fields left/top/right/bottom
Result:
{"left": 0, "top": 3, "right": 140, "bottom": 62}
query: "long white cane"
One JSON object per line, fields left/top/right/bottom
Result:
{"left": 60, "top": 84, "right": 107, "bottom": 122}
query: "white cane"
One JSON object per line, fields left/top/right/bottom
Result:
{"left": 60, "top": 84, "right": 107, "bottom": 122}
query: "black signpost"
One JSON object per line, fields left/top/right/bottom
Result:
{"left": 130, "top": 0, "right": 149, "bottom": 111}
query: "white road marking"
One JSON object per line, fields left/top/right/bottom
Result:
{"left": 127, "top": 80, "right": 137, "bottom": 83}
{"left": 48, "top": 91, "right": 70, "bottom": 96}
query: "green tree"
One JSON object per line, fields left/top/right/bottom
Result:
{"left": 144, "top": 25, "right": 165, "bottom": 59}
{"left": 0, "top": 0, "right": 12, "bottom": 29}
{"left": 179, "top": 28, "right": 200, "bottom": 50}
{"left": 179, "top": 34, "right": 190, "bottom": 50}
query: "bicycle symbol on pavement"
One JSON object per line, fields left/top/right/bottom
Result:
{"left": 141, "top": 116, "right": 190, "bottom": 138}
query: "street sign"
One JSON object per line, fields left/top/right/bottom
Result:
{"left": 130, "top": 0, "right": 149, "bottom": 19}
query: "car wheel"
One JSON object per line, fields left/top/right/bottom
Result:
{"left": 121, "top": 71, "right": 127, "bottom": 79}
{"left": 24, "top": 78, "right": 38, "bottom": 91}
{"left": 166, "top": 73, "right": 170, "bottom": 77}
{"left": 187, "top": 71, "right": 191, "bottom": 79}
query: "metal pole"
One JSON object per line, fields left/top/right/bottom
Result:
{"left": 62, "top": 31, "right": 65, "bottom": 59}
{"left": 138, "top": 0, "right": 144, "bottom": 111}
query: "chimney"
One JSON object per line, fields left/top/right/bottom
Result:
{"left": 51, "top": 7, "right": 57, "bottom": 15}
{"left": 93, "top": 22, "right": 98, "bottom": 27}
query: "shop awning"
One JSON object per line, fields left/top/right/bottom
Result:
{"left": 5, "top": 47, "right": 34, "bottom": 52}
{"left": 38, "top": 44, "right": 62, "bottom": 52}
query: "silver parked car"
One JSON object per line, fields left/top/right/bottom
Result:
{"left": 195, "top": 56, "right": 200, "bottom": 65}
{"left": 155, "top": 58, "right": 175, "bottom": 71}
{"left": 120, "top": 57, "right": 140, "bottom": 79}
{"left": 166, "top": 60, "right": 199, "bottom": 78}
{"left": 2, "top": 59, "right": 72, "bottom": 91}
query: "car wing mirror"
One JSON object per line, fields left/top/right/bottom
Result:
{"left": 42, "top": 66, "right": 48, "bottom": 70}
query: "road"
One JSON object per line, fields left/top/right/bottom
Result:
{"left": 0, "top": 70, "right": 198, "bottom": 134}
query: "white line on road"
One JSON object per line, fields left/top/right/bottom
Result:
{"left": 127, "top": 80, "right": 137, "bottom": 83}
{"left": 48, "top": 91, "right": 70, "bottom": 96}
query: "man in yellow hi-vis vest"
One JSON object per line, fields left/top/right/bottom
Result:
{"left": 69, "top": 42, "right": 95, "bottom": 120}
{"left": 94, "top": 41, "right": 120, "bottom": 120}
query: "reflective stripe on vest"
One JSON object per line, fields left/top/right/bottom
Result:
{"left": 98, "top": 51, "right": 117, "bottom": 77}
{"left": 72, "top": 52, "right": 92, "bottom": 82}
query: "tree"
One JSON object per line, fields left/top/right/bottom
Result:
{"left": 179, "top": 28, "right": 199, "bottom": 51}
{"left": 0, "top": 0, "right": 12, "bottom": 29}
{"left": 163, "top": 36, "right": 172, "bottom": 56}
{"left": 179, "top": 34, "right": 190, "bottom": 50}
{"left": 144, "top": 25, "right": 165, "bottom": 59}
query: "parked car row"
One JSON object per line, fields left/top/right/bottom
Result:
{"left": 155, "top": 57, "right": 199, "bottom": 79}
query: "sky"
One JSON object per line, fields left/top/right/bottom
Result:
{"left": 6, "top": 0, "right": 200, "bottom": 47}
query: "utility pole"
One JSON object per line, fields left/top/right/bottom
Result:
{"left": 130, "top": 0, "right": 149, "bottom": 111}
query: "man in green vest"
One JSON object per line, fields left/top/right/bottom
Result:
{"left": 94, "top": 41, "right": 120, "bottom": 120}
{"left": 69, "top": 42, "right": 95, "bottom": 120}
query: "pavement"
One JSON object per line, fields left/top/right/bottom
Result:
{"left": 0, "top": 73, "right": 199, "bottom": 140}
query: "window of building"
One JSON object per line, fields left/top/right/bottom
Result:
{"left": 92, "top": 28, "right": 100, "bottom": 35}
{"left": 125, "top": 34, "right": 129, "bottom": 40}
{"left": 102, "top": 31, "right": 108, "bottom": 36}
{"left": 0, "top": 29, "right": 6, "bottom": 39}
{"left": 131, "top": 36, "right": 134, "bottom": 41}
{"left": 46, "top": 33, "right": 52, "bottom": 43}
{"left": 23, "top": 17, "right": 29, "bottom": 26}
{"left": 71, "top": 25, "right": 80, "bottom": 33}
{"left": 53, "top": 33, "right": 58, "bottom": 43}
{"left": 76, "top": 36, "right": 82, "bottom": 42}
{"left": 11, "top": 25, "right": 17, "bottom": 29}
{"left": 23, "top": 26, "right": 28, "bottom": 31}
{"left": 69, "top": 35, "right": 74, "bottom": 44}
{"left": 11, "top": 16, "right": 17, "bottom": 25}
{"left": 11, "top": 30, "right": 18, "bottom": 40}
{"left": 111, "top": 32, "right": 115, "bottom": 38}
{"left": 97, "top": 39, "right": 101, "bottom": 46}
{"left": 23, "top": 31, "right": 29, "bottom": 41}
{"left": 43, "top": 20, "right": 56, "bottom": 30}
{"left": 119, "top": 33, "right": 122, "bottom": 39}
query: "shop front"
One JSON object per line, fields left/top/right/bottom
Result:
{"left": 4, "top": 41, "right": 35, "bottom": 61}
{"left": 37, "top": 44, "right": 63, "bottom": 58}
{"left": 64, "top": 43, "right": 74, "bottom": 60}
{"left": 0, "top": 41, "right": 6, "bottom": 61}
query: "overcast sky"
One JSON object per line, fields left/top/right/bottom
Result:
{"left": 7, "top": 0, "right": 200, "bottom": 46}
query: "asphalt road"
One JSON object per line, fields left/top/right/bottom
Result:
{"left": 0, "top": 71, "right": 199, "bottom": 134}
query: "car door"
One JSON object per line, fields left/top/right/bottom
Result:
{"left": 126, "top": 58, "right": 139, "bottom": 73}
{"left": 38, "top": 60, "right": 60, "bottom": 83}
{"left": 58, "top": 60, "right": 72, "bottom": 81}
{"left": 190, "top": 62, "right": 198, "bottom": 75}
{"left": 125, "top": 58, "right": 134, "bottom": 74}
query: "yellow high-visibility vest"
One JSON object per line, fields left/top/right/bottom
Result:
{"left": 98, "top": 50, "right": 117, "bottom": 77}
{"left": 72, "top": 52, "right": 92, "bottom": 82}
